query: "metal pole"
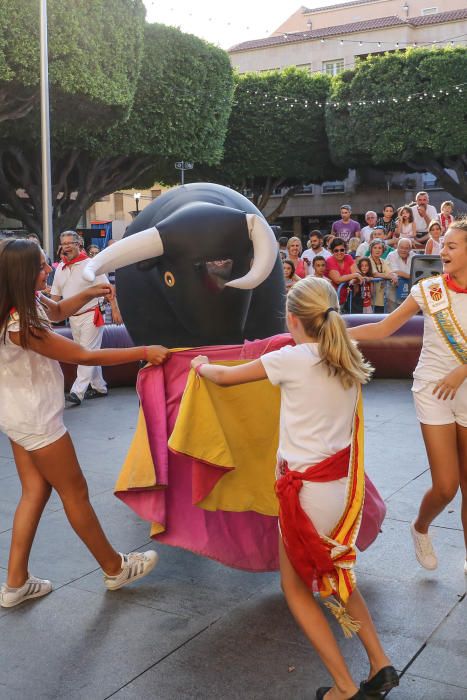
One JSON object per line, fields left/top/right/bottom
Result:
{"left": 40, "top": 0, "right": 54, "bottom": 259}
{"left": 181, "top": 165, "right": 185, "bottom": 186}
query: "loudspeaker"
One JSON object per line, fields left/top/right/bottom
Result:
{"left": 409, "top": 254, "right": 443, "bottom": 288}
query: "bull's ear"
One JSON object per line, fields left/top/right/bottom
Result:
{"left": 82, "top": 227, "right": 164, "bottom": 282}
{"left": 225, "top": 214, "right": 278, "bottom": 289}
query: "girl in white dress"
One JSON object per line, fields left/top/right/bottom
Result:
{"left": 349, "top": 220, "right": 467, "bottom": 575}
{"left": 0, "top": 239, "right": 169, "bottom": 608}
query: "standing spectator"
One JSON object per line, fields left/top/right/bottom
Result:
{"left": 311, "top": 255, "right": 327, "bottom": 278}
{"left": 376, "top": 204, "right": 398, "bottom": 246}
{"left": 411, "top": 191, "right": 438, "bottom": 249}
{"left": 286, "top": 237, "right": 307, "bottom": 278}
{"left": 367, "top": 239, "right": 398, "bottom": 313}
{"left": 351, "top": 258, "right": 374, "bottom": 314}
{"left": 326, "top": 238, "right": 362, "bottom": 306}
{"left": 283, "top": 259, "right": 300, "bottom": 292}
{"left": 301, "top": 230, "right": 331, "bottom": 274}
{"left": 438, "top": 200, "right": 454, "bottom": 235}
{"left": 360, "top": 211, "right": 378, "bottom": 243}
{"left": 278, "top": 236, "right": 289, "bottom": 261}
{"left": 87, "top": 245, "right": 100, "bottom": 258}
{"left": 395, "top": 206, "right": 416, "bottom": 246}
{"left": 331, "top": 205, "right": 361, "bottom": 243}
{"left": 386, "top": 238, "right": 414, "bottom": 311}
{"left": 51, "top": 231, "right": 115, "bottom": 406}
{"left": 425, "top": 220, "right": 443, "bottom": 255}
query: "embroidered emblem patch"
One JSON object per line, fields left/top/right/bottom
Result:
{"left": 428, "top": 283, "right": 443, "bottom": 302}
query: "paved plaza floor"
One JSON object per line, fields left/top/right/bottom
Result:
{"left": 0, "top": 381, "right": 465, "bottom": 700}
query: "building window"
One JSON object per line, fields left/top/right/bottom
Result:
{"left": 421, "top": 7, "right": 438, "bottom": 15}
{"left": 322, "top": 180, "right": 345, "bottom": 193}
{"left": 322, "top": 59, "right": 344, "bottom": 76}
{"left": 422, "top": 173, "right": 439, "bottom": 189}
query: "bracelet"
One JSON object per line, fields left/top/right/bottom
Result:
{"left": 143, "top": 346, "right": 148, "bottom": 362}
{"left": 194, "top": 363, "right": 205, "bottom": 377}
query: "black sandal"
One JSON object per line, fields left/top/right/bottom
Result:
{"left": 360, "top": 665, "right": 399, "bottom": 695}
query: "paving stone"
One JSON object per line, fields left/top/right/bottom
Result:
{"left": 0, "top": 584, "right": 208, "bottom": 700}
{"left": 389, "top": 674, "right": 467, "bottom": 699}
{"left": 0, "top": 455, "right": 16, "bottom": 480}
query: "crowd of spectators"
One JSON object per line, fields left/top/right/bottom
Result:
{"left": 280, "top": 192, "right": 459, "bottom": 313}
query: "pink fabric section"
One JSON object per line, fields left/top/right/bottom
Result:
{"left": 115, "top": 335, "right": 384, "bottom": 570}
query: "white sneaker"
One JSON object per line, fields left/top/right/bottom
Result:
{"left": 0, "top": 575, "right": 52, "bottom": 608}
{"left": 104, "top": 550, "right": 158, "bottom": 591}
{"left": 410, "top": 522, "right": 438, "bottom": 570}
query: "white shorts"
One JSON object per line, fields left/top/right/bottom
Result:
{"left": 7, "top": 424, "right": 67, "bottom": 451}
{"left": 412, "top": 380, "right": 467, "bottom": 427}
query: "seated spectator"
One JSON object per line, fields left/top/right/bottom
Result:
{"left": 367, "top": 239, "right": 398, "bottom": 313}
{"left": 350, "top": 257, "right": 374, "bottom": 314}
{"left": 386, "top": 238, "right": 414, "bottom": 311}
{"left": 301, "top": 230, "right": 331, "bottom": 274}
{"left": 325, "top": 238, "right": 362, "bottom": 307}
{"left": 360, "top": 211, "right": 377, "bottom": 243}
{"left": 347, "top": 237, "right": 360, "bottom": 259}
{"left": 425, "top": 220, "right": 443, "bottom": 255}
{"left": 323, "top": 233, "right": 335, "bottom": 250}
{"left": 283, "top": 259, "right": 300, "bottom": 292}
{"left": 331, "top": 204, "right": 361, "bottom": 242}
{"left": 278, "top": 236, "right": 288, "bottom": 261}
{"left": 411, "top": 191, "right": 438, "bottom": 249}
{"left": 363, "top": 227, "right": 394, "bottom": 259}
{"left": 87, "top": 244, "right": 100, "bottom": 258}
{"left": 286, "top": 236, "right": 307, "bottom": 278}
{"left": 395, "top": 206, "right": 416, "bottom": 245}
{"left": 311, "top": 255, "right": 327, "bottom": 278}
{"left": 438, "top": 200, "right": 454, "bottom": 234}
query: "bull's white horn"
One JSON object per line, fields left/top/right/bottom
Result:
{"left": 225, "top": 214, "right": 277, "bottom": 290}
{"left": 82, "top": 226, "right": 164, "bottom": 282}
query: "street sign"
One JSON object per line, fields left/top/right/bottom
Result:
{"left": 175, "top": 161, "right": 194, "bottom": 170}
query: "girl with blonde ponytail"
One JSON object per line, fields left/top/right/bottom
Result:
{"left": 191, "top": 276, "right": 398, "bottom": 700}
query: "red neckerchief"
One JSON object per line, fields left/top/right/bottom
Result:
{"left": 61, "top": 251, "right": 88, "bottom": 268}
{"left": 444, "top": 273, "right": 467, "bottom": 294}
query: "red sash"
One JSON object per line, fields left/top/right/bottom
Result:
{"left": 61, "top": 251, "right": 88, "bottom": 268}
{"left": 275, "top": 446, "right": 350, "bottom": 588}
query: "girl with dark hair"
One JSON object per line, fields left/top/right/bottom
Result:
{"left": 0, "top": 239, "right": 169, "bottom": 608}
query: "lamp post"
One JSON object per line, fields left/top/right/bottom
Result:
{"left": 40, "top": 0, "right": 54, "bottom": 259}
{"left": 174, "top": 161, "right": 194, "bottom": 186}
{"left": 134, "top": 192, "right": 141, "bottom": 214}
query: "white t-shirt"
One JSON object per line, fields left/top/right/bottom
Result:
{"left": 302, "top": 247, "right": 332, "bottom": 275}
{"left": 356, "top": 241, "right": 369, "bottom": 257}
{"left": 260, "top": 344, "right": 358, "bottom": 471}
{"left": 410, "top": 282, "right": 467, "bottom": 383}
{"left": 360, "top": 225, "right": 375, "bottom": 243}
{"left": 386, "top": 250, "right": 414, "bottom": 275}
{"left": 0, "top": 306, "right": 65, "bottom": 436}
{"left": 411, "top": 204, "right": 438, "bottom": 233}
{"left": 51, "top": 260, "right": 108, "bottom": 313}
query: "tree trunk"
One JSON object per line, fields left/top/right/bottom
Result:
{"left": 407, "top": 157, "right": 467, "bottom": 205}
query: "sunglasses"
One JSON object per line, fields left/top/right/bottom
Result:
{"left": 333, "top": 248, "right": 346, "bottom": 253}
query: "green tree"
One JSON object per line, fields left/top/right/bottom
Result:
{"left": 325, "top": 48, "right": 467, "bottom": 203}
{"left": 202, "top": 68, "right": 344, "bottom": 222}
{"left": 0, "top": 12, "right": 233, "bottom": 237}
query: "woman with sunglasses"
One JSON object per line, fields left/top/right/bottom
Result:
{"left": 326, "top": 238, "right": 362, "bottom": 307}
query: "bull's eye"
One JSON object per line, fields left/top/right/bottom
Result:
{"left": 164, "top": 271, "right": 175, "bottom": 287}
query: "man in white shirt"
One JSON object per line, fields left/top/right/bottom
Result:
{"left": 386, "top": 238, "right": 414, "bottom": 311}
{"left": 51, "top": 230, "right": 112, "bottom": 406}
{"left": 411, "top": 191, "right": 438, "bottom": 249}
{"left": 301, "top": 230, "right": 331, "bottom": 275}
{"left": 360, "top": 211, "right": 377, "bottom": 243}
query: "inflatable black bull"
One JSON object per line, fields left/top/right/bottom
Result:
{"left": 84, "top": 183, "right": 286, "bottom": 346}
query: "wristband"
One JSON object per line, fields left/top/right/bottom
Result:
{"left": 143, "top": 346, "right": 148, "bottom": 362}
{"left": 195, "top": 363, "right": 205, "bottom": 377}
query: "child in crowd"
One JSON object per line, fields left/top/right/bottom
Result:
{"left": 312, "top": 255, "right": 327, "bottom": 278}
{"left": 323, "top": 233, "right": 335, "bottom": 250}
{"left": 351, "top": 258, "right": 374, "bottom": 314}
{"left": 283, "top": 259, "right": 300, "bottom": 292}
{"left": 425, "top": 220, "right": 443, "bottom": 255}
{"left": 191, "top": 277, "right": 398, "bottom": 700}
{"left": 0, "top": 239, "right": 170, "bottom": 608}
{"left": 439, "top": 200, "right": 454, "bottom": 235}
{"left": 395, "top": 206, "right": 416, "bottom": 244}
{"left": 347, "top": 237, "right": 360, "bottom": 259}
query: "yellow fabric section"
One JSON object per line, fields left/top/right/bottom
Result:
{"left": 114, "top": 407, "right": 157, "bottom": 491}
{"left": 168, "top": 363, "right": 281, "bottom": 515}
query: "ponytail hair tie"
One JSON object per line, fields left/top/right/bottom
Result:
{"left": 324, "top": 307, "right": 336, "bottom": 319}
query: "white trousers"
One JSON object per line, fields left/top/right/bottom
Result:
{"left": 69, "top": 314, "right": 107, "bottom": 399}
